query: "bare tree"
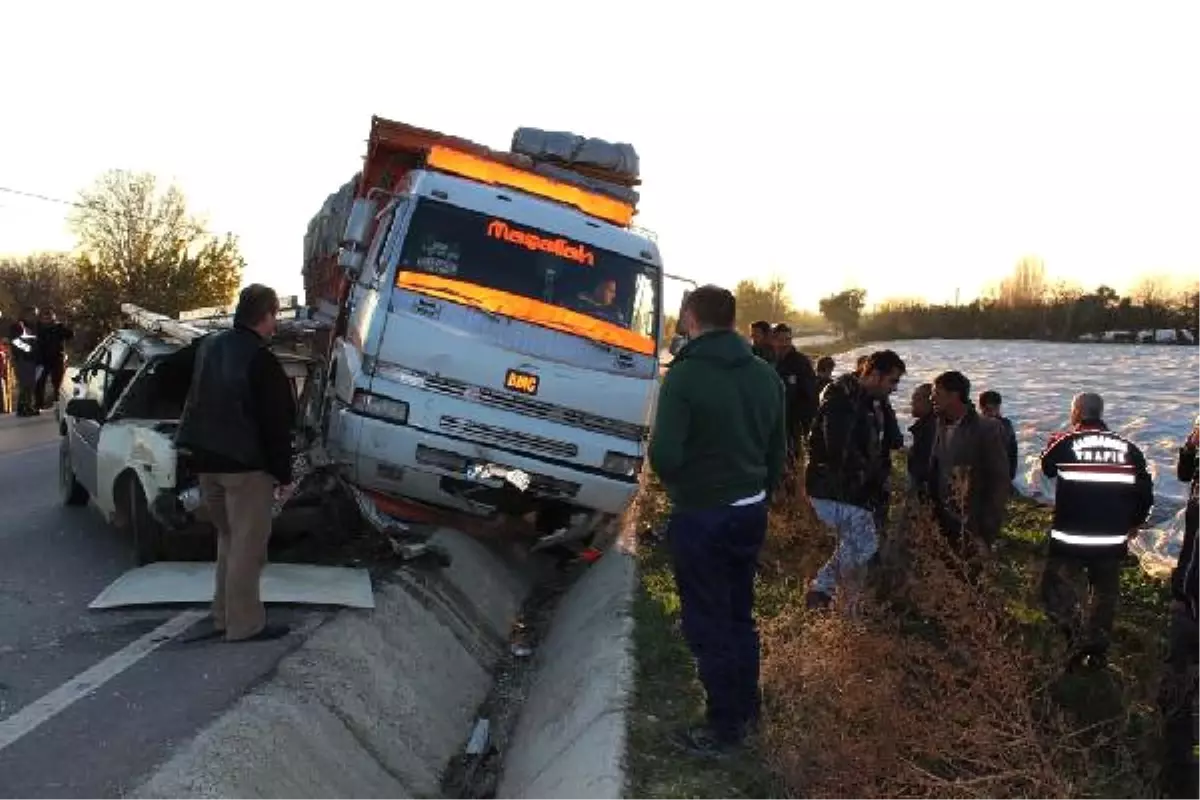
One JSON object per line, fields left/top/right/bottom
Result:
{"left": 68, "top": 170, "right": 243, "bottom": 339}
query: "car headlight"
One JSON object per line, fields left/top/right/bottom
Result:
{"left": 350, "top": 391, "right": 409, "bottom": 424}
{"left": 602, "top": 451, "right": 642, "bottom": 478}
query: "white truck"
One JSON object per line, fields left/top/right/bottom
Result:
{"left": 305, "top": 117, "right": 687, "bottom": 546}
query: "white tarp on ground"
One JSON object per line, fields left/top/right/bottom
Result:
{"left": 89, "top": 562, "right": 375, "bottom": 610}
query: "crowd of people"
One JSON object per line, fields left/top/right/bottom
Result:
{"left": 0, "top": 305, "right": 74, "bottom": 416}
{"left": 649, "top": 284, "right": 1198, "bottom": 795}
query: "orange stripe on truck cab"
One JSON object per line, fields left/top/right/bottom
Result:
{"left": 425, "top": 146, "right": 635, "bottom": 227}
{"left": 396, "top": 271, "right": 656, "bottom": 356}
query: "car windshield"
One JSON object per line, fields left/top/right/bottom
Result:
{"left": 392, "top": 199, "right": 658, "bottom": 352}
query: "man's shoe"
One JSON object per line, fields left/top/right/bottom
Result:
{"left": 180, "top": 617, "right": 225, "bottom": 644}
{"left": 228, "top": 623, "right": 291, "bottom": 643}
{"left": 671, "top": 726, "right": 741, "bottom": 760}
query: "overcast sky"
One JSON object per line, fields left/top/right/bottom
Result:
{"left": 1, "top": 1, "right": 1196, "bottom": 310}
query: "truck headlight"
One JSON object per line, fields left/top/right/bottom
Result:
{"left": 602, "top": 451, "right": 642, "bottom": 478}
{"left": 351, "top": 391, "right": 409, "bottom": 424}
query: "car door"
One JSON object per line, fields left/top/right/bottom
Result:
{"left": 71, "top": 338, "right": 132, "bottom": 494}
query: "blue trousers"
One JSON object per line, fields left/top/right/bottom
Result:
{"left": 667, "top": 501, "right": 768, "bottom": 741}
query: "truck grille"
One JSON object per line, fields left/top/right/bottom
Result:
{"left": 439, "top": 416, "right": 579, "bottom": 459}
{"left": 418, "top": 373, "right": 646, "bottom": 441}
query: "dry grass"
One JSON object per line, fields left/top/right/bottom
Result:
{"left": 627, "top": 461, "right": 1170, "bottom": 798}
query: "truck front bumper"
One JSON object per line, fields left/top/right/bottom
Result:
{"left": 330, "top": 407, "right": 639, "bottom": 516}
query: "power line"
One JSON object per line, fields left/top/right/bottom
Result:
{"left": 0, "top": 184, "right": 230, "bottom": 239}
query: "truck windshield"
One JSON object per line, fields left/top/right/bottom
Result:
{"left": 393, "top": 199, "right": 658, "bottom": 355}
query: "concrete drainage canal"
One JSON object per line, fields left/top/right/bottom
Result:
{"left": 130, "top": 525, "right": 637, "bottom": 799}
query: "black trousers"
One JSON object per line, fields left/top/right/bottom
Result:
{"left": 35, "top": 358, "right": 65, "bottom": 408}
{"left": 1039, "top": 554, "right": 1122, "bottom": 654}
{"left": 667, "top": 500, "right": 768, "bottom": 742}
{"left": 1158, "top": 602, "right": 1198, "bottom": 799}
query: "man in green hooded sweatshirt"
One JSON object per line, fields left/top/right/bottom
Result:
{"left": 649, "top": 284, "right": 787, "bottom": 757}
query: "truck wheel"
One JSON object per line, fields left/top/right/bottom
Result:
{"left": 122, "top": 476, "right": 164, "bottom": 566}
{"left": 60, "top": 438, "right": 89, "bottom": 507}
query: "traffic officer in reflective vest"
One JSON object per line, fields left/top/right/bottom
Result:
{"left": 1039, "top": 392, "right": 1154, "bottom": 669}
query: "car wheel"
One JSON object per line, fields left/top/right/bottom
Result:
{"left": 60, "top": 438, "right": 89, "bottom": 507}
{"left": 122, "top": 476, "right": 164, "bottom": 566}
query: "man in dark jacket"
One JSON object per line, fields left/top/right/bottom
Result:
{"left": 650, "top": 285, "right": 786, "bottom": 757}
{"left": 1159, "top": 420, "right": 1198, "bottom": 797}
{"left": 8, "top": 307, "right": 41, "bottom": 417}
{"left": 748, "top": 320, "right": 775, "bottom": 363}
{"left": 907, "top": 382, "right": 936, "bottom": 496}
{"left": 804, "top": 350, "right": 906, "bottom": 611}
{"left": 979, "top": 389, "right": 1019, "bottom": 483}
{"left": 771, "top": 323, "right": 818, "bottom": 459}
{"left": 176, "top": 284, "right": 297, "bottom": 643}
{"left": 35, "top": 307, "right": 73, "bottom": 409}
{"left": 815, "top": 355, "right": 835, "bottom": 399}
{"left": 929, "top": 371, "right": 1012, "bottom": 552}
{"left": 1038, "top": 392, "right": 1154, "bottom": 669}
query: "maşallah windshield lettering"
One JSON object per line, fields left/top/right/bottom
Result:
{"left": 486, "top": 220, "right": 596, "bottom": 267}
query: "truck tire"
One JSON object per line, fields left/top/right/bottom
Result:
{"left": 122, "top": 475, "right": 165, "bottom": 566}
{"left": 60, "top": 438, "right": 89, "bottom": 507}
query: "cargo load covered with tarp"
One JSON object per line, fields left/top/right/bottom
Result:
{"left": 511, "top": 128, "right": 640, "bottom": 205}
{"left": 302, "top": 175, "right": 358, "bottom": 313}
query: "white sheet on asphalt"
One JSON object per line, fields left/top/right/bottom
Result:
{"left": 88, "top": 562, "right": 375, "bottom": 610}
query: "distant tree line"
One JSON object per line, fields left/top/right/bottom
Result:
{"left": 813, "top": 258, "right": 1198, "bottom": 344}
{"left": 1, "top": 170, "right": 243, "bottom": 353}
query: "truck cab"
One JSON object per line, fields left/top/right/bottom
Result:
{"left": 320, "top": 120, "right": 666, "bottom": 535}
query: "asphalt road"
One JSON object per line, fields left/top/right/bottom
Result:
{"left": 0, "top": 413, "right": 324, "bottom": 798}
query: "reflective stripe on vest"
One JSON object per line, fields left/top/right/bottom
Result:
{"left": 1051, "top": 529, "right": 1128, "bottom": 546}
{"left": 1057, "top": 469, "right": 1135, "bottom": 484}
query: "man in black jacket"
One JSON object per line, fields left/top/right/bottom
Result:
{"left": 1039, "top": 392, "right": 1154, "bottom": 669}
{"left": 771, "top": 323, "right": 818, "bottom": 460}
{"left": 979, "top": 389, "right": 1019, "bottom": 483}
{"left": 907, "top": 382, "right": 936, "bottom": 496}
{"left": 9, "top": 308, "right": 41, "bottom": 417}
{"left": 748, "top": 320, "right": 775, "bottom": 363}
{"left": 35, "top": 307, "right": 73, "bottom": 409}
{"left": 1159, "top": 420, "right": 1198, "bottom": 798}
{"left": 176, "top": 284, "right": 297, "bottom": 643}
{"left": 804, "top": 349, "right": 906, "bottom": 611}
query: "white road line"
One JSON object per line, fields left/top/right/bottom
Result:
{"left": 0, "top": 610, "right": 206, "bottom": 752}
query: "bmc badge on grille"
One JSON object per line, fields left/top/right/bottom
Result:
{"left": 504, "top": 368, "right": 540, "bottom": 396}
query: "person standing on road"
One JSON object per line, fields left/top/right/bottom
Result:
{"left": 35, "top": 307, "right": 73, "bottom": 410}
{"left": 649, "top": 284, "right": 786, "bottom": 757}
{"left": 1159, "top": 418, "right": 1198, "bottom": 798}
{"left": 771, "top": 323, "right": 819, "bottom": 460}
{"left": 748, "top": 320, "right": 775, "bottom": 363}
{"left": 1038, "top": 392, "right": 1154, "bottom": 670}
{"left": 979, "top": 389, "right": 1019, "bottom": 484}
{"left": 8, "top": 308, "right": 41, "bottom": 417}
{"left": 176, "top": 284, "right": 297, "bottom": 643}
{"left": 804, "top": 350, "right": 906, "bottom": 612}
{"left": 928, "top": 371, "right": 1012, "bottom": 555}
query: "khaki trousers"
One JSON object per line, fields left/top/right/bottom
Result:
{"left": 199, "top": 472, "right": 276, "bottom": 640}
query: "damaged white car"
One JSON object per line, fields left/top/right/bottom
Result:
{"left": 57, "top": 321, "right": 324, "bottom": 564}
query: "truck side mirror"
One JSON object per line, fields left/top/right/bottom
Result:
{"left": 675, "top": 290, "right": 691, "bottom": 336}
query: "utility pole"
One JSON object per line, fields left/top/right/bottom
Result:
{"left": 954, "top": 287, "right": 960, "bottom": 306}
